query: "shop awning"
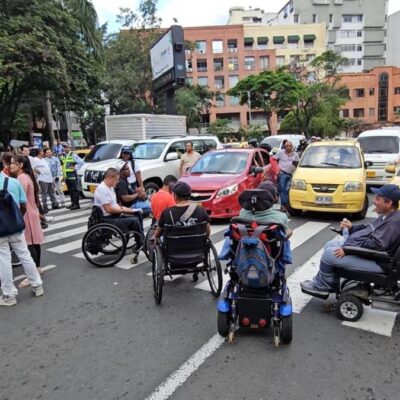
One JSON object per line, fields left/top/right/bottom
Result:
{"left": 273, "top": 36, "right": 285, "bottom": 44}
{"left": 257, "top": 36, "right": 269, "bottom": 45}
{"left": 244, "top": 37, "right": 254, "bottom": 45}
{"left": 288, "top": 35, "right": 300, "bottom": 43}
{"left": 303, "top": 34, "right": 316, "bottom": 42}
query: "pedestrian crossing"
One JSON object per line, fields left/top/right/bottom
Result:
{"left": 41, "top": 200, "right": 396, "bottom": 337}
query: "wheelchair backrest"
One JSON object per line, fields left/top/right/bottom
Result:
{"left": 239, "top": 189, "right": 275, "bottom": 212}
{"left": 88, "top": 206, "right": 104, "bottom": 228}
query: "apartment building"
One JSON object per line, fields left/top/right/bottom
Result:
{"left": 338, "top": 66, "right": 400, "bottom": 125}
{"left": 387, "top": 10, "right": 400, "bottom": 67}
{"left": 184, "top": 25, "right": 277, "bottom": 132}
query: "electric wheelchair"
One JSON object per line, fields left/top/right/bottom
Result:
{"left": 81, "top": 206, "right": 145, "bottom": 267}
{"left": 152, "top": 221, "right": 223, "bottom": 305}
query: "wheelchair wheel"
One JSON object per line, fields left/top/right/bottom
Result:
{"left": 152, "top": 245, "right": 164, "bottom": 305}
{"left": 336, "top": 295, "right": 363, "bottom": 322}
{"left": 217, "top": 311, "right": 229, "bottom": 337}
{"left": 206, "top": 243, "right": 223, "bottom": 298}
{"left": 280, "top": 315, "right": 293, "bottom": 344}
{"left": 144, "top": 225, "right": 156, "bottom": 262}
{"left": 82, "top": 223, "right": 127, "bottom": 268}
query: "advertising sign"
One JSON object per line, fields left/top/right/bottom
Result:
{"left": 150, "top": 30, "right": 174, "bottom": 80}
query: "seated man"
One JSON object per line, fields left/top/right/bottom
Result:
{"left": 301, "top": 184, "right": 400, "bottom": 296}
{"left": 239, "top": 181, "right": 292, "bottom": 238}
{"left": 116, "top": 162, "right": 151, "bottom": 217}
{"left": 150, "top": 175, "right": 177, "bottom": 223}
{"left": 94, "top": 167, "right": 143, "bottom": 250}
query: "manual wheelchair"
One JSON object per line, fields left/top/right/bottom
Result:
{"left": 152, "top": 221, "right": 223, "bottom": 305}
{"left": 81, "top": 206, "right": 145, "bottom": 267}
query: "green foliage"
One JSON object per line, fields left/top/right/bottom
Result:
{"left": 239, "top": 124, "right": 264, "bottom": 141}
{"left": 207, "top": 119, "right": 234, "bottom": 139}
{"left": 310, "top": 50, "right": 348, "bottom": 87}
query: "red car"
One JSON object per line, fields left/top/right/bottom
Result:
{"left": 179, "top": 148, "right": 270, "bottom": 219}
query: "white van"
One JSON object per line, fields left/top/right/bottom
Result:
{"left": 357, "top": 128, "right": 400, "bottom": 185}
{"left": 260, "top": 134, "right": 305, "bottom": 154}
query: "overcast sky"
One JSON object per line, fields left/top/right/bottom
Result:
{"left": 92, "top": 0, "right": 400, "bottom": 31}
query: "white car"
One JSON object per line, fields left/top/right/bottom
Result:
{"left": 81, "top": 136, "right": 223, "bottom": 198}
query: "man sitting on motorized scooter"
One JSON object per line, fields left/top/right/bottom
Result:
{"left": 301, "top": 184, "right": 400, "bottom": 297}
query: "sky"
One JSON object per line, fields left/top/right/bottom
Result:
{"left": 92, "top": 0, "right": 400, "bottom": 32}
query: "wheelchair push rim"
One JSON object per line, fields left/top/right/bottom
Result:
{"left": 82, "top": 223, "right": 127, "bottom": 268}
{"left": 144, "top": 225, "right": 156, "bottom": 262}
{"left": 152, "top": 245, "right": 164, "bottom": 305}
{"left": 206, "top": 242, "right": 223, "bottom": 298}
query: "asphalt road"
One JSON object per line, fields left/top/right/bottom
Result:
{"left": 1, "top": 195, "right": 399, "bottom": 400}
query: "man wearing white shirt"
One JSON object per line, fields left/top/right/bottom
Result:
{"left": 33, "top": 148, "right": 59, "bottom": 213}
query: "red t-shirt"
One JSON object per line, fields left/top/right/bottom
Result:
{"left": 151, "top": 189, "right": 176, "bottom": 221}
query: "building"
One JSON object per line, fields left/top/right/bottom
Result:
{"left": 387, "top": 10, "right": 400, "bottom": 67}
{"left": 337, "top": 66, "right": 400, "bottom": 126}
{"left": 229, "top": 0, "right": 388, "bottom": 73}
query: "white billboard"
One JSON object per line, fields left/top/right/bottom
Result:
{"left": 150, "top": 30, "right": 174, "bottom": 80}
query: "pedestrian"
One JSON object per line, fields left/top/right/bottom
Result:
{"left": 10, "top": 158, "right": 44, "bottom": 287}
{"left": 297, "top": 138, "right": 308, "bottom": 157}
{"left": 53, "top": 139, "right": 65, "bottom": 158}
{"left": 273, "top": 141, "right": 299, "bottom": 213}
{"left": 150, "top": 175, "right": 177, "bottom": 222}
{"left": 120, "top": 146, "right": 144, "bottom": 191}
{"left": 20, "top": 144, "right": 34, "bottom": 167}
{"left": 32, "top": 148, "right": 59, "bottom": 213}
{"left": 0, "top": 162, "right": 44, "bottom": 306}
{"left": 1, "top": 152, "right": 14, "bottom": 176}
{"left": 179, "top": 142, "right": 201, "bottom": 176}
{"left": 44, "top": 148, "right": 66, "bottom": 207}
{"left": 63, "top": 145, "right": 84, "bottom": 210}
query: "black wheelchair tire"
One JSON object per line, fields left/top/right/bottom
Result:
{"left": 82, "top": 223, "right": 127, "bottom": 268}
{"left": 144, "top": 226, "right": 156, "bottom": 262}
{"left": 280, "top": 315, "right": 293, "bottom": 344}
{"left": 152, "top": 245, "right": 164, "bottom": 305}
{"left": 336, "top": 295, "right": 363, "bottom": 322}
{"left": 207, "top": 243, "right": 223, "bottom": 298}
{"left": 217, "top": 311, "right": 229, "bottom": 337}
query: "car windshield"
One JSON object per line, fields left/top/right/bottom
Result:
{"left": 261, "top": 137, "right": 282, "bottom": 149}
{"left": 131, "top": 142, "right": 167, "bottom": 159}
{"left": 85, "top": 143, "right": 122, "bottom": 162}
{"left": 300, "top": 146, "right": 362, "bottom": 168}
{"left": 358, "top": 136, "right": 399, "bottom": 154}
{"left": 190, "top": 152, "right": 249, "bottom": 174}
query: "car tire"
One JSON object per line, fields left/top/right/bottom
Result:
{"left": 144, "top": 182, "right": 160, "bottom": 199}
{"left": 286, "top": 202, "right": 302, "bottom": 217}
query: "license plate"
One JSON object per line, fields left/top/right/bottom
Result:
{"left": 315, "top": 195, "right": 333, "bottom": 205}
{"left": 89, "top": 185, "right": 97, "bottom": 193}
{"left": 366, "top": 171, "right": 376, "bottom": 178}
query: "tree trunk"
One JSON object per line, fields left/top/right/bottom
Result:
{"left": 44, "top": 91, "right": 55, "bottom": 149}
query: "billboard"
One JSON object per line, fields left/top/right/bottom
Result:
{"left": 150, "top": 30, "right": 174, "bottom": 80}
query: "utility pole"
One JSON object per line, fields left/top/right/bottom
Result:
{"left": 247, "top": 90, "right": 252, "bottom": 126}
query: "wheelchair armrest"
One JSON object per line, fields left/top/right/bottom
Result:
{"left": 343, "top": 246, "right": 392, "bottom": 262}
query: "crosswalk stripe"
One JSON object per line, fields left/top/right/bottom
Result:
{"left": 50, "top": 209, "right": 91, "bottom": 222}
{"left": 45, "top": 216, "right": 90, "bottom": 232}
{"left": 13, "top": 264, "right": 57, "bottom": 282}
{"left": 47, "top": 239, "right": 83, "bottom": 254}
{"left": 44, "top": 226, "right": 88, "bottom": 244}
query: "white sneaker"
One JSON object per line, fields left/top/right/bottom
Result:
{"left": 0, "top": 295, "right": 17, "bottom": 306}
{"left": 32, "top": 285, "right": 44, "bottom": 297}
{"left": 44, "top": 216, "right": 55, "bottom": 224}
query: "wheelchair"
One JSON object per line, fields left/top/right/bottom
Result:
{"left": 302, "top": 245, "right": 400, "bottom": 322}
{"left": 152, "top": 221, "right": 223, "bottom": 305}
{"left": 217, "top": 190, "right": 293, "bottom": 346}
{"left": 81, "top": 206, "right": 145, "bottom": 268}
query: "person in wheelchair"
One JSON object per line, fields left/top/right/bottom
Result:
{"left": 94, "top": 167, "right": 144, "bottom": 250}
{"left": 150, "top": 175, "right": 177, "bottom": 224}
{"left": 301, "top": 184, "right": 400, "bottom": 297}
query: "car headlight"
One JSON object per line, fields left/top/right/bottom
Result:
{"left": 216, "top": 184, "right": 238, "bottom": 199}
{"left": 290, "top": 179, "right": 306, "bottom": 190}
{"left": 343, "top": 181, "right": 363, "bottom": 192}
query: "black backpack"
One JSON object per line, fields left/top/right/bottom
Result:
{"left": 0, "top": 177, "right": 26, "bottom": 237}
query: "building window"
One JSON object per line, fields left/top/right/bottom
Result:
{"left": 186, "top": 59, "right": 193, "bottom": 72}
{"left": 213, "top": 58, "right": 224, "bottom": 71}
{"left": 394, "top": 106, "right": 400, "bottom": 114}
{"left": 312, "top": 14, "right": 317, "bottom": 23}
{"left": 244, "top": 56, "right": 255, "bottom": 70}
{"left": 394, "top": 87, "right": 400, "bottom": 95}
{"left": 228, "top": 75, "right": 239, "bottom": 89}
{"left": 186, "top": 77, "right": 193, "bottom": 85}
{"left": 343, "top": 15, "right": 363, "bottom": 23}
{"left": 228, "top": 57, "right": 239, "bottom": 71}
{"left": 195, "top": 41, "right": 206, "bottom": 54}
{"left": 259, "top": 56, "right": 270, "bottom": 70}
{"left": 244, "top": 37, "right": 254, "bottom": 49}
{"left": 227, "top": 39, "right": 238, "bottom": 52}
{"left": 342, "top": 109, "right": 349, "bottom": 118}
{"left": 257, "top": 37, "right": 268, "bottom": 49}
{"left": 294, "top": 14, "right": 299, "bottom": 23}
{"left": 215, "top": 94, "right": 225, "bottom": 107}
{"left": 354, "top": 88, "right": 365, "bottom": 98}
{"left": 214, "top": 76, "right": 225, "bottom": 90}
{"left": 369, "top": 88, "right": 375, "bottom": 96}
{"left": 196, "top": 59, "right": 207, "bottom": 72}
{"left": 357, "top": 30, "right": 362, "bottom": 37}
{"left": 369, "top": 108, "right": 375, "bottom": 117}
{"left": 230, "top": 96, "right": 240, "bottom": 106}
{"left": 378, "top": 72, "right": 389, "bottom": 121}
{"left": 338, "top": 30, "right": 362, "bottom": 39}
{"left": 341, "top": 44, "right": 362, "bottom": 52}
{"left": 353, "top": 108, "right": 365, "bottom": 118}
{"left": 329, "top": 14, "right": 333, "bottom": 24}
{"left": 212, "top": 40, "right": 223, "bottom": 53}
{"left": 276, "top": 56, "right": 285, "bottom": 66}
{"left": 357, "top": 45, "right": 362, "bottom": 52}
{"left": 306, "top": 54, "right": 316, "bottom": 63}
{"left": 198, "top": 76, "right": 208, "bottom": 87}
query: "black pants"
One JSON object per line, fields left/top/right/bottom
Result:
{"left": 66, "top": 175, "right": 80, "bottom": 207}
{"left": 28, "top": 244, "right": 41, "bottom": 268}
{"left": 103, "top": 215, "right": 143, "bottom": 246}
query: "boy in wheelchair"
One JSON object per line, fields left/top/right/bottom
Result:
{"left": 300, "top": 184, "right": 400, "bottom": 319}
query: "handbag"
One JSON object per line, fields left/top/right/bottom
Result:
{"left": 0, "top": 177, "right": 26, "bottom": 237}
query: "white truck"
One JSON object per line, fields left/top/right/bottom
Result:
{"left": 105, "top": 114, "right": 187, "bottom": 141}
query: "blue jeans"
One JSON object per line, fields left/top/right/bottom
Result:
{"left": 278, "top": 172, "right": 292, "bottom": 206}
{"left": 313, "top": 238, "right": 384, "bottom": 291}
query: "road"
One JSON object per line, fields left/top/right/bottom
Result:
{"left": 1, "top": 195, "right": 399, "bottom": 400}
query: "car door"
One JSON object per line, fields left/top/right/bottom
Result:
{"left": 246, "top": 151, "right": 263, "bottom": 189}
{"left": 164, "top": 140, "right": 186, "bottom": 177}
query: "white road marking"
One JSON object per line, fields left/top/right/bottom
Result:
{"left": 45, "top": 216, "right": 90, "bottom": 232}
{"left": 49, "top": 209, "right": 91, "bottom": 222}
{"left": 47, "top": 239, "right": 83, "bottom": 254}
{"left": 144, "top": 334, "right": 225, "bottom": 400}
{"left": 13, "top": 264, "right": 57, "bottom": 282}
{"left": 44, "top": 226, "right": 88, "bottom": 244}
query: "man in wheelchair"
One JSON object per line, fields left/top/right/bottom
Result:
{"left": 94, "top": 167, "right": 144, "bottom": 251}
{"left": 301, "top": 184, "right": 400, "bottom": 298}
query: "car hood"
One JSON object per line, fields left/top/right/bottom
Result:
{"left": 85, "top": 158, "right": 123, "bottom": 172}
{"left": 180, "top": 173, "right": 242, "bottom": 191}
{"left": 294, "top": 167, "right": 364, "bottom": 184}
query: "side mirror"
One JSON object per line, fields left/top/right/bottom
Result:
{"left": 165, "top": 152, "right": 179, "bottom": 161}
{"left": 385, "top": 165, "right": 396, "bottom": 174}
{"left": 250, "top": 166, "right": 264, "bottom": 176}
{"left": 364, "top": 160, "right": 373, "bottom": 168}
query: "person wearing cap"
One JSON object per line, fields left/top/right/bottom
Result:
{"left": 301, "top": 184, "right": 400, "bottom": 297}
{"left": 120, "top": 146, "right": 144, "bottom": 191}
{"left": 154, "top": 181, "right": 211, "bottom": 239}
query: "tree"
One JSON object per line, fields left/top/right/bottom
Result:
{"left": 207, "top": 119, "right": 234, "bottom": 140}
{"left": 227, "top": 70, "right": 303, "bottom": 134}
{"left": 310, "top": 50, "right": 348, "bottom": 87}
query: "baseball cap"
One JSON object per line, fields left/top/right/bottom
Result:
{"left": 121, "top": 146, "right": 131, "bottom": 153}
{"left": 173, "top": 181, "right": 192, "bottom": 198}
{"left": 371, "top": 184, "right": 400, "bottom": 202}
{"left": 258, "top": 180, "right": 278, "bottom": 198}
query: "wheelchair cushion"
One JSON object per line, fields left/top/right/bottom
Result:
{"left": 239, "top": 190, "right": 274, "bottom": 212}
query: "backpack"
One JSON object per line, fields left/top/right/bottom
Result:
{"left": 0, "top": 177, "right": 26, "bottom": 237}
{"left": 233, "top": 225, "right": 275, "bottom": 289}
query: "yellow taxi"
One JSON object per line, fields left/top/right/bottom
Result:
{"left": 386, "top": 164, "right": 400, "bottom": 189}
{"left": 288, "top": 141, "right": 369, "bottom": 219}
{"left": 61, "top": 149, "right": 91, "bottom": 193}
